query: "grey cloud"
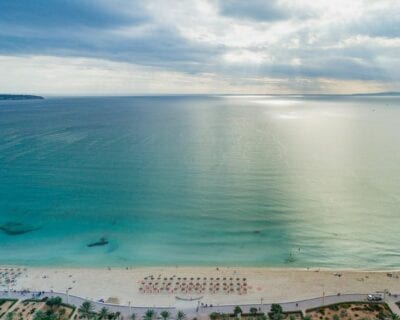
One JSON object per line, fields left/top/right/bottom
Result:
{"left": 0, "top": 0, "right": 399, "bottom": 92}
{"left": 217, "top": 0, "right": 288, "bottom": 22}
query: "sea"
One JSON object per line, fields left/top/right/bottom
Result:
{"left": 0, "top": 94, "right": 399, "bottom": 269}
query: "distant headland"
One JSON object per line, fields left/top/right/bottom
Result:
{"left": 0, "top": 94, "right": 44, "bottom": 100}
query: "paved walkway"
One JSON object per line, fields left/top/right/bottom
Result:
{"left": 387, "top": 299, "right": 400, "bottom": 315}
{"left": 1, "top": 291, "right": 399, "bottom": 318}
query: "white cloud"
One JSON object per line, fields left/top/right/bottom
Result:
{"left": 222, "top": 50, "right": 271, "bottom": 64}
{"left": 1, "top": 55, "right": 396, "bottom": 95}
{"left": 0, "top": 55, "right": 227, "bottom": 95}
{"left": 0, "top": 55, "right": 283, "bottom": 95}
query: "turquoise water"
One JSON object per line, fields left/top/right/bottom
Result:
{"left": 0, "top": 95, "right": 399, "bottom": 269}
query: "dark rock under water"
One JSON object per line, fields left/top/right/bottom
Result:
{"left": 0, "top": 222, "right": 41, "bottom": 235}
{"left": 87, "top": 237, "right": 109, "bottom": 247}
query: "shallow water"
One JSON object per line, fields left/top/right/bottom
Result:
{"left": 0, "top": 95, "right": 399, "bottom": 268}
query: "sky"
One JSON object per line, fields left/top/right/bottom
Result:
{"left": 0, "top": 0, "right": 399, "bottom": 95}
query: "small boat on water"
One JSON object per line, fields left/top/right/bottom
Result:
{"left": 87, "top": 237, "right": 109, "bottom": 247}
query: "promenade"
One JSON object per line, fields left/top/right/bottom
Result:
{"left": 1, "top": 290, "right": 400, "bottom": 319}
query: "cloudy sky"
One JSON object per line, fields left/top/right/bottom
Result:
{"left": 0, "top": 0, "right": 399, "bottom": 95}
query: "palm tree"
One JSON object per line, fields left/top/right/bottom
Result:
{"left": 130, "top": 313, "right": 136, "bottom": 320}
{"left": 98, "top": 307, "right": 109, "bottom": 320}
{"left": 144, "top": 309, "right": 156, "bottom": 320}
{"left": 115, "top": 311, "right": 121, "bottom": 320}
{"left": 79, "top": 301, "right": 94, "bottom": 320}
{"left": 176, "top": 311, "right": 186, "bottom": 320}
{"left": 161, "top": 311, "right": 171, "bottom": 320}
{"left": 233, "top": 306, "right": 242, "bottom": 317}
{"left": 249, "top": 308, "right": 258, "bottom": 315}
{"left": 46, "top": 296, "right": 63, "bottom": 312}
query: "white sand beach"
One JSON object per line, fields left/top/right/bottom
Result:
{"left": 3, "top": 266, "right": 400, "bottom": 307}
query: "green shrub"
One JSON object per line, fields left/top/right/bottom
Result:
{"left": 271, "top": 305, "right": 283, "bottom": 315}
{"left": 210, "top": 312, "right": 221, "bottom": 320}
{"left": 234, "top": 306, "right": 242, "bottom": 316}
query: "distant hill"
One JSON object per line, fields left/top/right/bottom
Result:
{"left": 350, "top": 91, "right": 400, "bottom": 96}
{"left": 0, "top": 94, "right": 44, "bottom": 100}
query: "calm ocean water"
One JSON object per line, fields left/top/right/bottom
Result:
{"left": 0, "top": 95, "right": 399, "bottom": 268}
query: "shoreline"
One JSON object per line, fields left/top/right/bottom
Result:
{"left": 2, "top": 264, "right": 400, "bottom": 272}
{"left": 2, "top": 266, "right": 400, "bottom": 307}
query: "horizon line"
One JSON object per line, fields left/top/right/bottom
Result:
{"left": 2, "top": 91, "right": 399, "bottom": 98}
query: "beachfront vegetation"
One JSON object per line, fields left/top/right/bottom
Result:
{"left": 144, "top": 309, "right": 156, "bottom": 320}
{"left": 209, "top": 312, "right": 220, "bottom": 320}
{"left": 250, "top": 308, "right": 258, "bottom": 315}
{"left": 176, "top": 311, "right": 186, "bottom": 320}
{"left": 1, "top": 297, "right": 73, "bottom": 320}
{"left": 79, "top": 301, "right": 95, "bottom": 319}
{"left": 161, "top": 310, "right": 171, "bottom": 320}
{"left": 233, "top": 306, "right": 242, "bottom": 316}
{"left": 130, "top": 313, "right": 137, "bottom": 320}
{"left": 269, "top": 304, "right": 284, "bottom": 320}
{"left": 33, "top": 310, "right": 56, "bottom": 320}
{"left": 6, "top": 312, "right": 14, "bottom": 320}
{"left": 210, "top": 311, "right": 266, "bottom": 320}
{"left": 98, "top": 307, "right": 109, "bottom": 319}
{"left": 0, "top": 299, "right": 18, "bottom": 318}
{"left": 305, "top": 302, "right": 393, "bottom": 320}
{"left": 270, "top": 305, "right": 283, "bottom": 315}
{"left": 45, "top": 296, "right": 62, "bottom": 312}
{"left": 209, "top": 304, "right": 303, "bottom": 320}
